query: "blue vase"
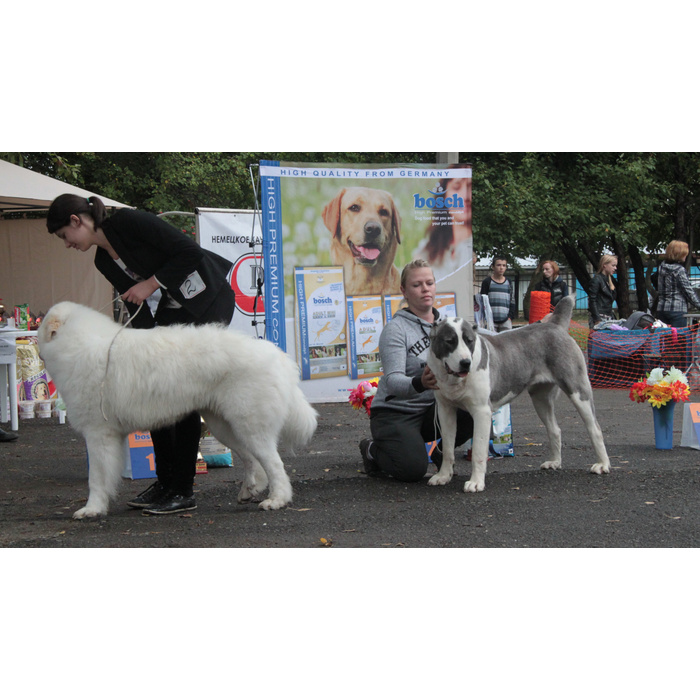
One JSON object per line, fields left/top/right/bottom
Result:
{"left": 651, "top": 401, "right": 675, "bottom": 450}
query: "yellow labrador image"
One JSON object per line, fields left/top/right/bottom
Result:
{"left": 323, "top": 187, "right": 402, "bottom": 295}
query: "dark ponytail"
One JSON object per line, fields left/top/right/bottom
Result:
{"left": 47, "top": 194, "right": 108, "bottom": 233}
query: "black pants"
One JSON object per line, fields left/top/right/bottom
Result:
{"left": 370, "top": 404, "right": 474, "bottom": 482}
{"left": 150, "top": 287, "right": 235, "bottom": 495}
{"left": 150, "top": 412, "right": 202, "bottom": 494}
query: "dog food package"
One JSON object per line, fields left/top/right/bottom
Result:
{"left": 16, "top": 342, "right": 52, "bottom": 402}
{"left": 200, "top": 430, "right": 233, "bottom": 467}
{"left": 680, "top": 403, "right": 700, "bottom": 450}
{"left": 462, "top": 404, "right": 514, "bottom": 459}
{"left": 490, "top": 404, "right": 514, "bottom": 456}
{"left": 14, "top": 304, "right": 30, "bottom": 330}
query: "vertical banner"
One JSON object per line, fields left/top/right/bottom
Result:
{"left": 260, "top": 168, "right": 286, "bottom": 350}
{"left": 346, "top": 295, "right": 384, "bottom": 380}
{"left": 197, "top": 208, "right": 264, "bottom": 336}
{"left": 294, "top": 266, "right": 347, "bottom": 380}
{"left": 261, "top": 160, "right": 473, "bottom": 401}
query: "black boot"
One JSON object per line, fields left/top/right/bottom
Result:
{"left": 0, "top": 427, "right": 18, "bottom": 442}
{"left": 126, "top": 481, "right": 169, "bottom": 509}
{"left": 142, "top": 490, "right": 197, "bottom": 515}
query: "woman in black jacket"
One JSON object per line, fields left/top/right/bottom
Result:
{"left": 534, "top": 260, "right": 569, "bottom": 309}
{"left": 588, "top": 255, "right": 617, "bottom": 328}
{"left": 47, "top": 194, "right": 236, "bottom": 515}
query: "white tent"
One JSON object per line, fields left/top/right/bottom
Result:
{"left": 0, "top": 159, "right": 132, "bottom": 317}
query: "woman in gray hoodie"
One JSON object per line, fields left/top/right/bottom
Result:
{"left": 359, "top": 260, "right": 474, "bottom": 481}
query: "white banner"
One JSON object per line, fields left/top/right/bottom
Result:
{"left": 197, "top": 208, "right": 265, "bottom": 337}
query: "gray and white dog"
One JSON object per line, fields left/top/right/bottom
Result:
{"left": 427, "top": 294, "right": 610, "bottom": 493}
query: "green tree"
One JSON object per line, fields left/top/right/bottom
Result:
{"left": 6, "top": 150, "right": 700, "bottom": 317}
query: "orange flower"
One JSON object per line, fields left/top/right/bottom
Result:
{"left": 629, "top": 367, "right": 690, "bottom": 408}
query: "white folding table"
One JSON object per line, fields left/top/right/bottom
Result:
{"left": 0, "top": 329, "right": 38, "bottom": 431}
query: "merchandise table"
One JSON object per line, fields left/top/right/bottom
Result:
{"left": 0, "top": 329, "right": 38, "bottom": 431}
{"left": 587, "top": 327, "right": 692, "bottom": 388}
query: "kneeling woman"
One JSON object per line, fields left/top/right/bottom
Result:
{"left": 359, "top": 260, "right": 474, "bottom": 481}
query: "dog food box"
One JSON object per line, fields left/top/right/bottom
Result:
{"left": 122, "top": 431, "right": 157, "bottom": 480}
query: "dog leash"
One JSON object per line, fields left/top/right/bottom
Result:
{"left": 100, "top": 297, "right": 145, "bottom": 421}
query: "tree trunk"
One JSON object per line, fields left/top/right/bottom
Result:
{"left": 611, "top": 236, "right": 630, "bottom": 318}
{"left": 628, "top": 244, "right": 649, "bottom": 311}
{"left": 560, "top": 239, "right": 594, "bottom": 292}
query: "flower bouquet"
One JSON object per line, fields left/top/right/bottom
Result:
{"left": 629, "top": 366, "right": 690, "bottom": 408}
{"left": 348, "top": 378, "right": 379, "bottom": 416}
{"left": 630, "top": 366, "right": 690, "bottom": 449}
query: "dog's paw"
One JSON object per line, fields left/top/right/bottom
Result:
{"left": 258, "top": 497, "right": 290, "bottom": 511}
{"left": 428, "top": 473, "right": 453, "bottom": 487}
{"left": 540, "top": 460, "right": 562, "bottom": 470}
{"left": 590, "top": 462, "right": 610, "bottom": 475}
{"left": 72, "top": 506, "right": 106, "bottom": 520}
{"left": 237, "top": 485, "right": 265, "bottom": 504}
{"left": 463, "top": 480, "right": 485, "bottom": 493}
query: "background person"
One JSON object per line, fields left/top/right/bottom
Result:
{"left": 588, "top": 255, "right": 617, "bottom": 328}
{"left": 359, "top": 259, "right": 474, "bottom": 481}
{"left": 533, "top": 260, "right": 569, "bottom": 310}
{"left": 480, "top": 256, "right": 516, "bottom": 332}
{"left": 655, "top": 240, "right": 700, "bottom": 328}
{"left": 46, "top": 194, "right": 236, "bottom": 515}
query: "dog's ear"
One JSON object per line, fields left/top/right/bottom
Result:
{"left": 322, "top": 189, "right": 346, "bottom": 240}
{"left": 391, "top": 201, "right": 402, "bottom": 244}
{"left": 44, "top": 316, "right": 62, "bottom": 340}
{"left": 430, "top": 318, "right": 445, "bottom": 339}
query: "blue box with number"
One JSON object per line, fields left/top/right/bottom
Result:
{"left": 122, "top": 431, "right": 156, "bottom": 480}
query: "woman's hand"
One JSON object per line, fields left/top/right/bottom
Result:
{"left": 421, "top": 364, "right": 439, "bottom": 390}
{"left": 120, "top": 277, "right": 161, "bottom": 305}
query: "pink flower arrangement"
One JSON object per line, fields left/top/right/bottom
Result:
{"left": 348, "top": 378, "right": 379, "bottom": 416}
{"left": 629, "top": 366, "right": 690, "bottom": 408}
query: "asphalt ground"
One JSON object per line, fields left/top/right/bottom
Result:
{"left": 4, "top": 388, "right": 699, "bottom": 699}
{"left": 2, "top": 387, "right": 700, "bottom": 548}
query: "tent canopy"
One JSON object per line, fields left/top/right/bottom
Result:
{"left": 0, "top": 159, "right": 130, "bottom": 213}
{"left": 0, "top": 159, "right": 131, "bottom": 314}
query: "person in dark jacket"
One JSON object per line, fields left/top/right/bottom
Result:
{"left": 46, "top": 194, "right": 236, "bottom": 515}
{"left": 655, "top": 240, "right": 700, "bottom": 328}
{"left": 588, "top": 255, "right": 617, "bottom": 328}
{"left": 533, "top": 260, "right": 569, "bottom": 309}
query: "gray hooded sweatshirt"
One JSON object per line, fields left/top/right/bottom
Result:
{"left": 371, "top": 307, "right": 440, "bottom": 415}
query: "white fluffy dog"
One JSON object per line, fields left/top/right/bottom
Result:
{"left": 38, "top": 301, "right": 318, "bottom": 519}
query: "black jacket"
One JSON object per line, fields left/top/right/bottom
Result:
{"left": 588, "top": 273, "right": 616, "bottom": 321}
{"left": 95, "top": 209, "right": 235, "bottom": 328}
{"left": 534, "top": 276, "right": 569, "bottom": 309}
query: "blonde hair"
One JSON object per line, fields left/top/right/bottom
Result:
{"left": 400, "top": 259, "right": 433, "bottom": 289}
{"left": 665, "top": 240, "right": 690, "bottom": 262}
{"left": 597, "top": 255, "right": 617, "bottom": 290}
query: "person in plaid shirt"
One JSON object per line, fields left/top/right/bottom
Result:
{"left": 656, "top": 240, "right": 700, "bottom": 328}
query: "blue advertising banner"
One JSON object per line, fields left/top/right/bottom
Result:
{"left": 260, "top": 161, "right": 286, "bottom": 350}
{"left": 260, "top": 160, "right": 473, "bottom": 401}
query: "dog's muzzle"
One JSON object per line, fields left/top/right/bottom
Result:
{"left": 349, "top": 239, "right": 381, "bottom": 264}
{"left": 445, "top": 359, "right": 471, "bottom": 378}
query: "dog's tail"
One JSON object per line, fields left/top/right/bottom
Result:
{"left": 282, "top": 386, "right": 318, "bottom": 453}
{"left": 549, "top": 292, "right": 576, "bottom": 328}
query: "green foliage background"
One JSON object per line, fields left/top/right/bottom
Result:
{"left": 3, "top": 151, "right": 700, "bottom": 316}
